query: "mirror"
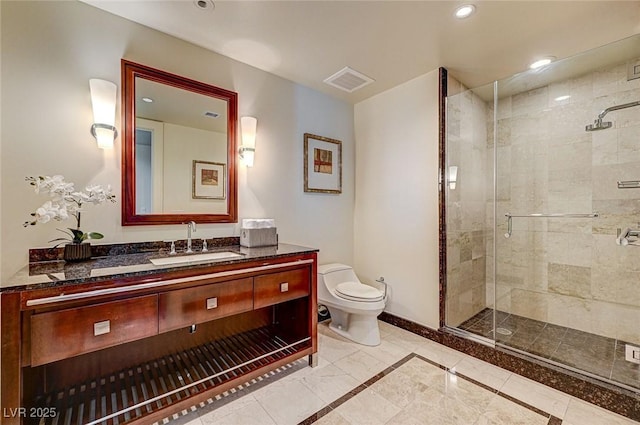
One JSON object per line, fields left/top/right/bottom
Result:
{"left": 122, "top": 60, "right": 238, "bottom": 225}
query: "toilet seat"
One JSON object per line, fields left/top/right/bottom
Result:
{"left": 335, "top": 281, "right": 384, "bottom": 302}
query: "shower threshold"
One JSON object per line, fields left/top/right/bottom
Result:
{"left": 459, "top": 308, "right": 639, "bottom": 390}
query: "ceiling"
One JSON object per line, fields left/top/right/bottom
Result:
{"left": 84, "top": 1, "right": 640, "bottom": 104}
{"left": 136, "top": 78, "right": 228, "bottom": 133}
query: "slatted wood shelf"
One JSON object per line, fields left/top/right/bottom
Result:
{"left": 32, "top": 327, "right": 310, "bottom": 425}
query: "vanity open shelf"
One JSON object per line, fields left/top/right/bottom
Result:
{"left": 32, "top": 327, "right": 309, "bottom": 425}
{"left": 1, "top": 247, "right": 318, "bottom": 425}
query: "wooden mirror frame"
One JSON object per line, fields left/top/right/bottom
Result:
{"left": 121, "top": 60, "right": 238, "bottom": 225}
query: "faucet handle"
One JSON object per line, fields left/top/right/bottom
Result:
{"left": 202, "top": 239, "right": 208, "bottom": 252}
{"left": 163, "top": 240, "right": 177, "bottom": 255}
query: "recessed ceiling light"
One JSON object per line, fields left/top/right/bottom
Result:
{"left": 193, "top": 0, "right": 214, "bottom": 11}
{"left": 455, "top": 4, "right": 476, "bottom": 19}
{"left": 142, "top": 97, "right": 153, "bottom": 103}
{"left": 554, "top": 95, "right": 571, "bottom": 102}
{"left": 529, "top": 56, "right": 556, "bottom": 69}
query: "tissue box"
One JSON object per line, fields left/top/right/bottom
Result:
{"left": 240, "top": 227, "right": 278, "bottom": 247}
{"left": 242, "top": 218, "right": 275, "bottom": 229}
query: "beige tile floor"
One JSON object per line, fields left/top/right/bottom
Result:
{"left": 165, "top": 321, "right": 638, "bottom": 425}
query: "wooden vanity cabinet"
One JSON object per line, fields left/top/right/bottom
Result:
{"left": 30, "top": 294, "right": 159, "bottom": 366}
{"left": 0, "top": 253, "right": 317, "bottom": 425}
{"left": 254, "top": 267, "right": 310, "bottom": 308}
{"left": 159, "top": 277, "right": 254, "bottom": 333}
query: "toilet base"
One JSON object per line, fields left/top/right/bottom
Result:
{"left": 326, "top": 307, "right": 382, "bottom": 346}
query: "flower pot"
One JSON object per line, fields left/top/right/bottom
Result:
{"left": 63, "top": 243, "right": 92, "bottom": 262}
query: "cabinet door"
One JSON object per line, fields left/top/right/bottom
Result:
{"left": 31, "top": 295, "right": 158, "bottom": 366}
{"left": 254, "top": 268, "right": 310, "bottom": 309}
{"left": 159, "top": 278, "right": 253, "bottom": 333}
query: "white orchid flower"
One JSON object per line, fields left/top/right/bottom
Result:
{"left": 34, "top": 201, "right": 59, "bottom": 224}
{"left": 24, "top": 175, "right": 116, "bottom": 244}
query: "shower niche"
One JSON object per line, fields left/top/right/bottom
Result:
{"left": 442, "top": 33, "right": 640, "bottom": 392}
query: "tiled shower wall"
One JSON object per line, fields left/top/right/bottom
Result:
{"left": 445, "top": 76, "right": 489, "bottom": 327}
{"left": 493, "top": 60, "right": 640, "bottom": 344}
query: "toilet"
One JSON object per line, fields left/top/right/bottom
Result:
{"left": 317, "top": 263, "right": 387, "bottom": 346}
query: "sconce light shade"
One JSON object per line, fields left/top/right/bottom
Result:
{"left": 239, "top": 116, "right": 257, "bottom": 167}
{"left": 449, "top": 165, "right": 458, "bottom": 190}
{"left": 89, "top": 79, "right": 118, "bottom": 149}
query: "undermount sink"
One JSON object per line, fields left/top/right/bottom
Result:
{"left": 150, "top": 251, "right": 243, "bottom": 266}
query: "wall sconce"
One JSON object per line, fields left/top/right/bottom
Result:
{"left": 448, "top": 166, "right": 458, "bottom": 190}
{"left": 239, "top": 116, "right": 257, "bottom": 167}
{"left": 89, "top": 79, "right": 118, "bottom": 149}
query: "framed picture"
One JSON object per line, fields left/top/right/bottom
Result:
{"left": 192, "top": 160, "right": 226, "bottom": 199}
{"left": 304, "top": 133, "right": 342, "bottom": 194}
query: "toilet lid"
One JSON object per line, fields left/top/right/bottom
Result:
{"left": 335, "top": 282, "right": 384, "bottom": 302}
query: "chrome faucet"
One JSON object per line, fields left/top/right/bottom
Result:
{"left": 186, "top": 221, "right": 197, "bottom": 253}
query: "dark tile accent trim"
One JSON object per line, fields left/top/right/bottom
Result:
{"left": 297, "top": 406, "right": 333, "bottom": 425}
{"left": 548, "top": 416, "right": 563, "bottom": 425}
{"left": 413, "top": 353, "right": 448, "bottom": 372}
{"left": 499, "top": 391, "right": 550, "bottom": 418}
{"left": 298, "top": 351, "right": 555, "bottom": 424}
{"left": 380, "top": 312, "right": 640, "bottom": 422}
{"left": 452, "top": 371, "right": 499, "bottom": 395}
{"left": 438, "top": 66, "right": 448, "bottom": 329}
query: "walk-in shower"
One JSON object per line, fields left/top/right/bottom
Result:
{"left": 443, "top": 34, "right": 640, "bottom": 393}
{"left": 586, "top": 100, "right": 640, "bottom": 131}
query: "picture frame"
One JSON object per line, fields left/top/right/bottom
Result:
{"left": 303, "top": 133, "right": 342, "bottom": 194}
{"left": 192, "top": 160, "right": 226, "bottom": 199}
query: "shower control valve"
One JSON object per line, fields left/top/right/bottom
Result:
{"left": 616, "top": 228, "right": 640, "bottom": 246}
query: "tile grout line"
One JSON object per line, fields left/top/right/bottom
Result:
{"left": 298, "top": 351, "right": 557, "bottom": 424}
{"left": 462, "top": 308, "right": 636, "bottom": 392}
{"left": 295, "top": 353, "right": 416, "bottom": 425}
{"left": 381, "top": 313, "right": 640, "bottom": 421}
{"left": 414, "top": 352, "right": 558, "bottom": 420}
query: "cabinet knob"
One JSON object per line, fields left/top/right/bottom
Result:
{"left": 280, "top": 282, "right": 289, "bottom": 292}
{"left": 206, "top": 297, "right": 218, "bottom": 310}
{"left": 93, "top": 320, "right": 111, "bottom": 336}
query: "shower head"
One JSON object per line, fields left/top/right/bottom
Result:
{"left": 585, "top": 119, "right": 612, "bottom": 132}
{"left": 585, "top": 101, "right": 640, "bottom": 132}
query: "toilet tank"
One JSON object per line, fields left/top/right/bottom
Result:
{"left": 317, "top": 263, "right": 359, "bottom": 291}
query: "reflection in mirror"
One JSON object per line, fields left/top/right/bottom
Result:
{"left": 122, "top": 60, "right": 238, "bottom": 225}
{"left": 134, "top": 78, "right": 228, "bottom": 214}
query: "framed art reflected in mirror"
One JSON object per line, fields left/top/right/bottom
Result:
{"left": 193, "top": 160, "right": 226, "bottom": 200}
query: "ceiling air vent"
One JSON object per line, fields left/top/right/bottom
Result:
{"left": 323, "top": 67, "right": 374, "bottom": 93}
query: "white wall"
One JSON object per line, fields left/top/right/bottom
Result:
{"left": 0, "top": 1, "right": 354, "bottom": 279}
{"left": 354, "top": 71, "right": 441, "bottom": 329}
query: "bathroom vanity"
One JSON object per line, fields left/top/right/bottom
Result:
{"left": 0, "top": 241, "right": 317, "bottom": 425}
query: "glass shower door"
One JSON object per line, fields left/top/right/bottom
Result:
{"left": 491, "top": 39, "right": 640, "bottom": 391}
{"left": 445, "top": 34, "right": 640, "bottom": 392}
{"left": 443, "top": 77, "right": 495, "bottom": 343}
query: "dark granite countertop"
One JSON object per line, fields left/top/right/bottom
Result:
{"left": 2, "top": 239, "right": 318, "bottom": 292}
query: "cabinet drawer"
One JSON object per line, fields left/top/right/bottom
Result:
{"left": 254, "top": 268, "right": 309, "bottom": 309}
{"left": 31, "top": 295, "right": 158, "bottom": 366}
{"left": 159, "top": 278, "right": 253, "bottom": 333}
